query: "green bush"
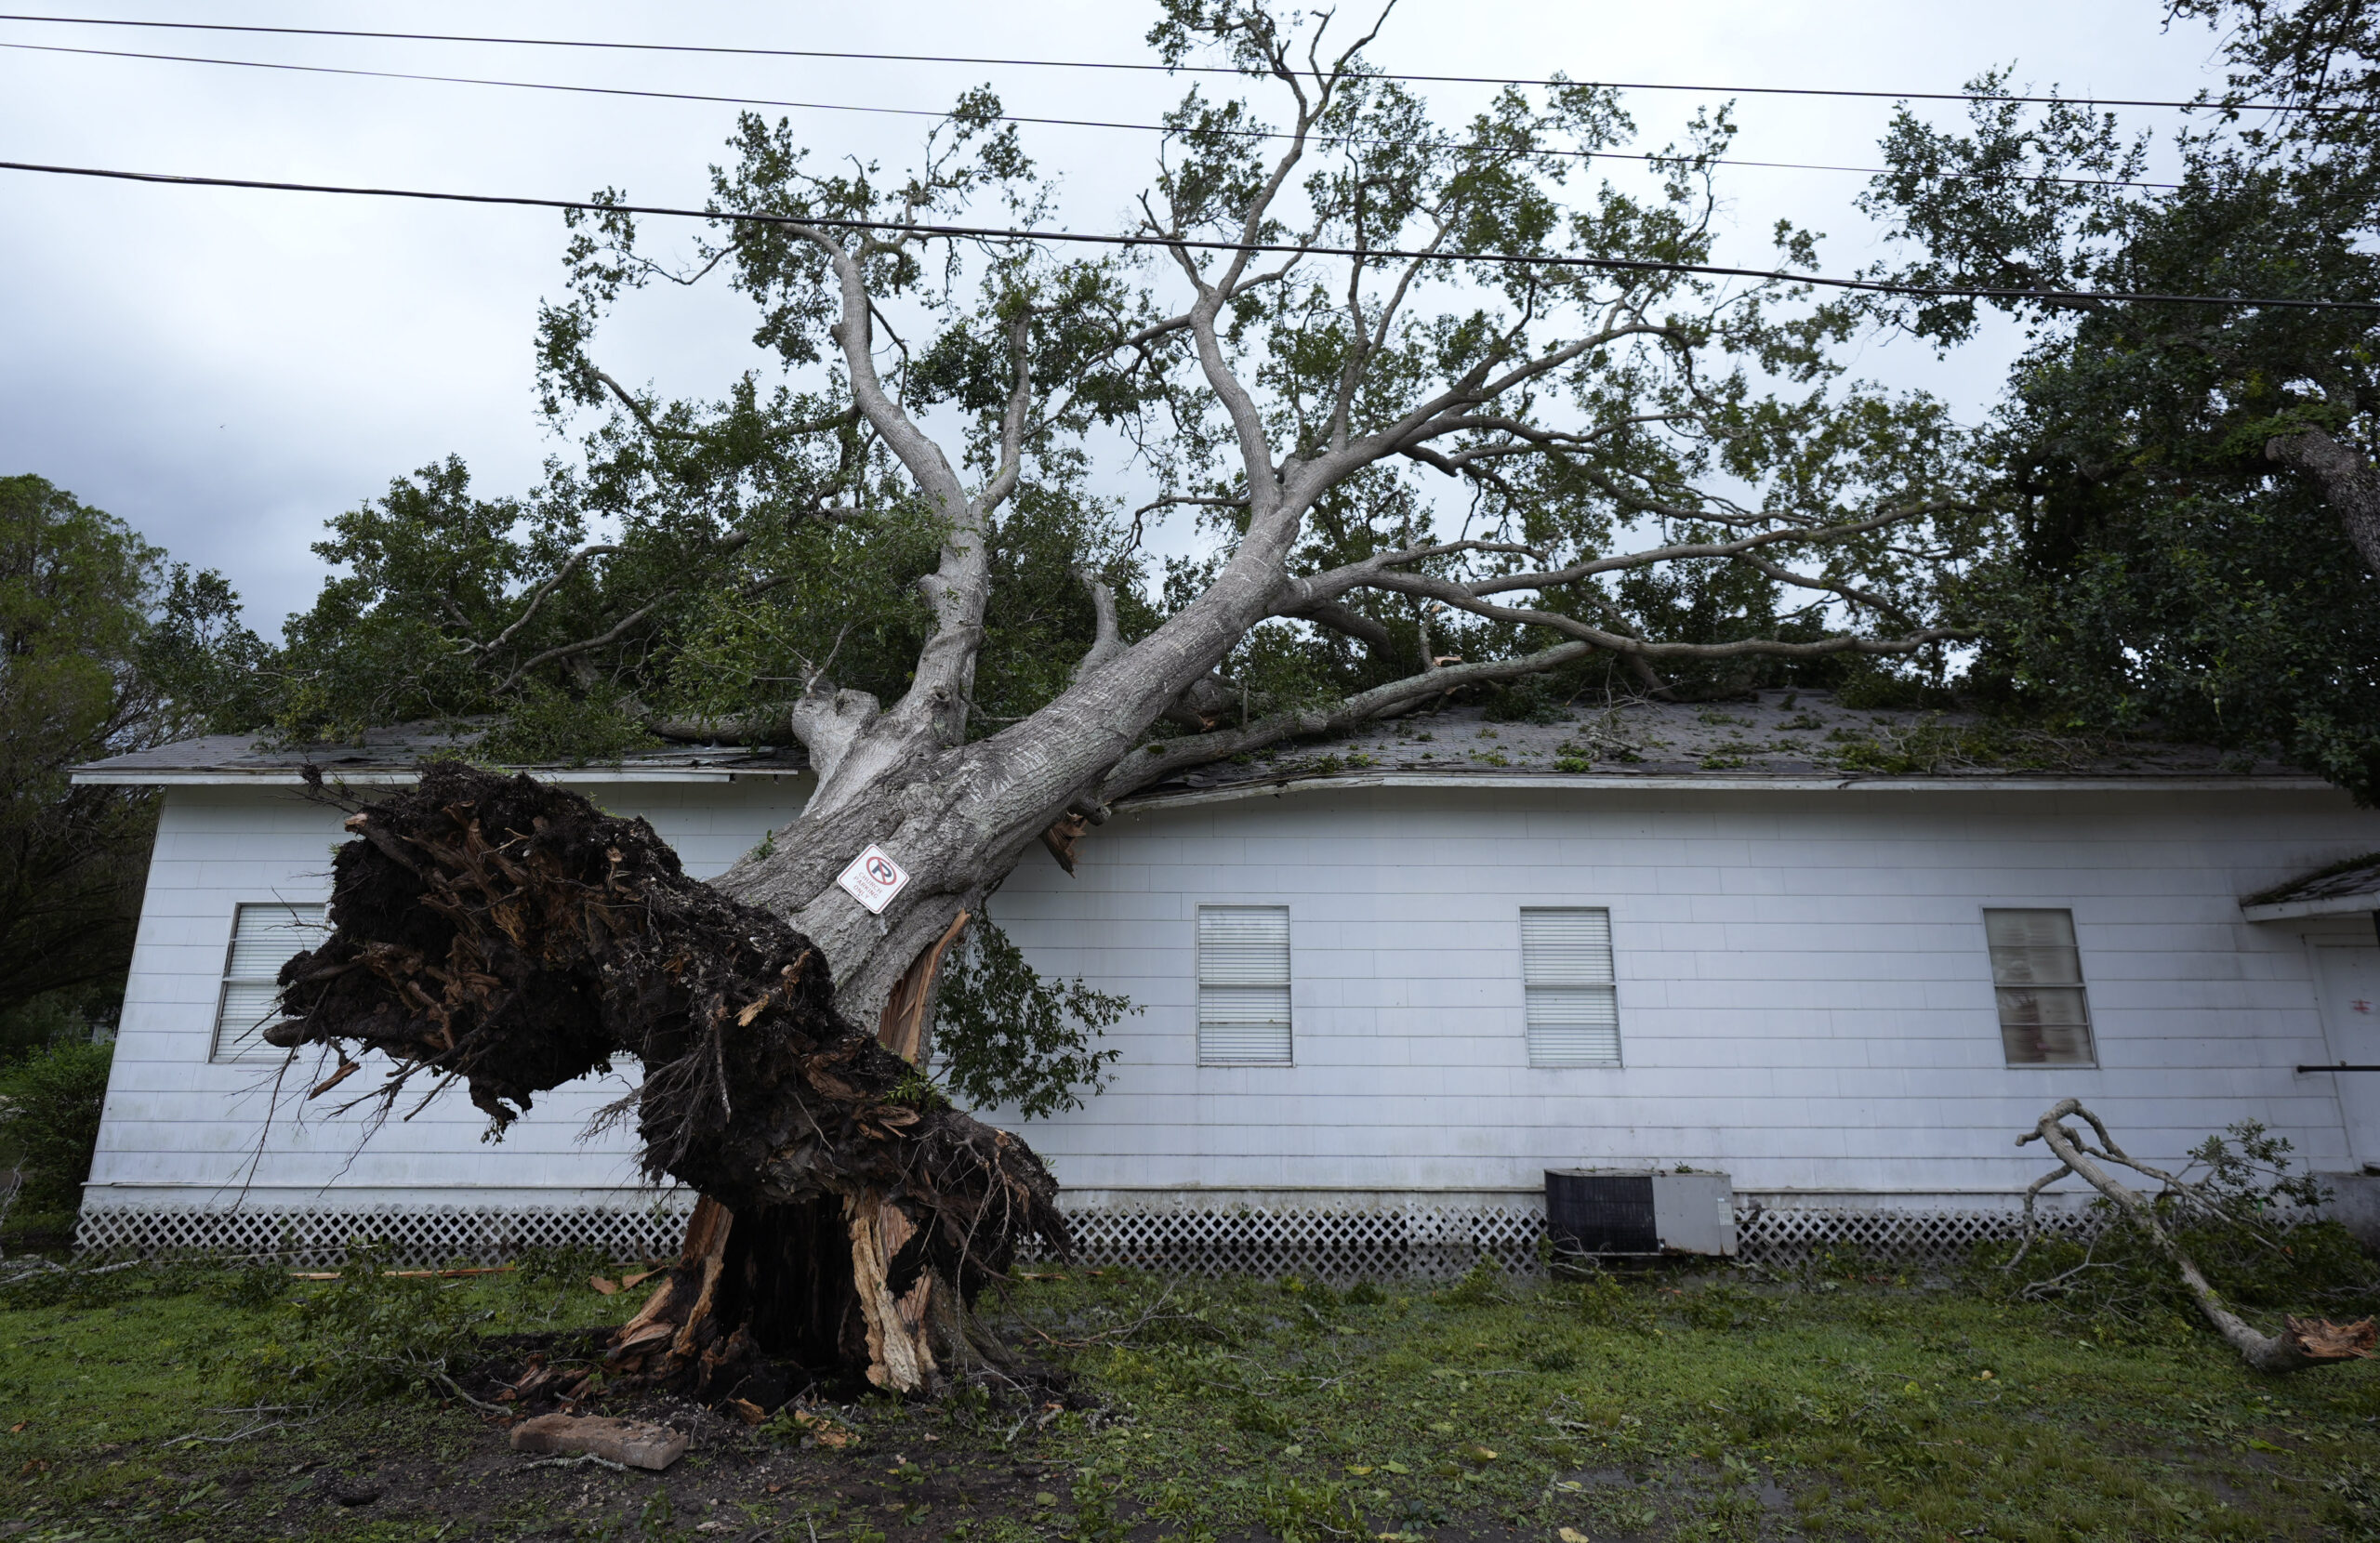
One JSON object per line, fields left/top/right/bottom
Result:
{"left": 1567, "top": 1269, "right": 1650, "bottom": 1328}
{"left": 1434, "top": 1254, "right": 1509, "bottom": 1307}
{"left": 0, "top": 1038, "right": 112, "bottom": 1214}
{"left": 0, "top": 993, "right": 86, "bottom": 1064}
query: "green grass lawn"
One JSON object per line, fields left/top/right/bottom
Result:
{"left": 0, "top": 1255, "right": 2376, "bottom": 1540}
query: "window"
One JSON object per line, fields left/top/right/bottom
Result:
{"left": 214, "top": 903, "right": 330, "bottom": 1063}
{"left": 1197, "top": 905, "right": 1291, "bottom": 1065}
{"left": 1521, "top": 907, "right": 1620, "bottom": 1067}
{"left": 1985, "top": 908, "right": 2095, "bottom": 1066}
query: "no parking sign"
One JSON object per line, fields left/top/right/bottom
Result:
{"left": 835, "top": 843, "right": 910, "bottom": 915}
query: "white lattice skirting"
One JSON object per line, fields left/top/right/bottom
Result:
{"left": 1043, "top": 1203, "right": 2100, "bottom": 1280}
{"left": 75, "top": 1201, "right": 697, "bottom": 1269}
{"left": 75, "top": 1196, "right": 2098, "bottom": 1274}
{"left": 1734, "top": 1204, "right": 2098, "bottom": 1268}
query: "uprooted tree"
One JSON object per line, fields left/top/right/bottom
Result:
{"left": 272, "top": 762, "right": 1062, "bottom": 1405}
{"left": 258, "top": 0, "right": 1986, "bottom": 1395}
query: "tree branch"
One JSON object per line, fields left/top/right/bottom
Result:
{"left": 1347, "top": 566, "right": 1970, "bottom": 661}
{"left": 1070, "top": 570, "right": 1127, "bottom": 682}
{"left": 1097, "top": 639, "right": 1598, "bottom": 804}
{"left": 1282, "top": 600, "right": 1395, "bottom": 653}
{"left": 2018, "top": 1099, "right": 2374, "bottom": 1374}
{"left": 2266, "top": 426, "right": 2380, "bottom": 574}
{"left": 594, "top": 371, "right": 697, "bottom": 442}
{"left": 473, "top": 543, "right": 624, "bottom": 660}
{"left": 495, "top": 594, "right": 676, "bottom": 694}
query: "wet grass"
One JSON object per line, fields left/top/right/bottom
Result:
{"left": 0, "top": 1257, "right": 2376, "bottom": 1539}
{"left": 1004, "top": 1263, "right": 2380, "bottom": 1539}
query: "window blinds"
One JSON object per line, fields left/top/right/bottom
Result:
{"left": 214, "top": 903, "right": 330, "bottom": 1063}
{"left": 1984, "top": 907, "right": 2095, "bottom": 1066}
{"left": 1197, "top": 905, "right": 1291, "bottom": 1065}
{"left": 1521, "top": 907, "right": 1620, "bottom": 1067}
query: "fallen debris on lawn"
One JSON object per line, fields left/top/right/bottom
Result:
{"left": 2015, "top": 1097, "right": 2376, "bottom": 1373}
{"left": 509, "top": 1413, "right": 688, "bottom": 1471}
{"left": 286, "top": 1265, "right": 516, "bottom": 1282}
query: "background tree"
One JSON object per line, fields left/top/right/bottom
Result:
{"left": 0, "top": 475, "right": 258, "bottom": 1057}
{"left": 272, "top": 0, "right": 1987, "bottom": 1391}
{"left": 1858, "top": 0, "right": 2380, "bottom": 798}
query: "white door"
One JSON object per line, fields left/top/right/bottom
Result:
{"left": 2315, "top": 943, "right": 2380, "bottom": 1169}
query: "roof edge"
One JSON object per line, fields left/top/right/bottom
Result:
{"left": 1121, "top": 770, "right": 2340, "bottom": 811}
{"left": 70, "top": 767, "right": 809, "bottom": 787}
{"left": 2241, "top": 893, "right": 2380, "bottom": 923}
{"left": 73, "top": 765, "right": 2342, "bottom": 798}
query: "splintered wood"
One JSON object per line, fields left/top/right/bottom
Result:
{"left": 509, "top": 1414, "right": 687, "bottom": 1471}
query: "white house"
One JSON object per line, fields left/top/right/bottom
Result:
{"left": 69, "top": 692, "right": 2380, "bottom": 1271}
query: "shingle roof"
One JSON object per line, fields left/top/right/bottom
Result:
{"left": 72, "top": 725, "right": 808, "bottom": 785}
{"left": 1138, "top": 688, "right": 2316, "bottom": 800}
{"left": 2241, "top": 851, "right": 2380, "bottom": 922}
{"left": 73, "top": 689, "right": 2322, "bottom": 794}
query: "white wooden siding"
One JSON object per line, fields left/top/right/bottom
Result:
{"left": 85, "top": 774, "right": 2380, "bottom": 1213}
{"left": 983, "top": 785, "right": 2380, "bottom": 1198}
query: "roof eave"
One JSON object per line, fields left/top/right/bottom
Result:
{"left": 1120, "top": 770, "right": 2338, "bottom": 812}
{"left": 2241, "top": 892, "right": 2380, "bottom": 922}
{"left": 69, "top": 766, "right": 811, "bottom": 787}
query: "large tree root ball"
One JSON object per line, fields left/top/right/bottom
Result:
{"left": 267, "top": 760, "right": 1068, "bottom": 1398}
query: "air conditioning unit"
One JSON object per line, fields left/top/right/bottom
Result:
{"left": 1544, "top": 1168, "right": 1738, "bottom": 1258}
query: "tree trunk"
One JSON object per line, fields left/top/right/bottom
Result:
{"left": 2266, "top": 427, "right": 2380, "bottom": 575}
{"left": 269, "top": 762, "right": 1066, "bottom": 1402}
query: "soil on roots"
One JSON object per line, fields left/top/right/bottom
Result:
{"left": 267, "top": 760, "right": 1068, "bottom": 1398}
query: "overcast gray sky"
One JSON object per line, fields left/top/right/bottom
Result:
{"left": 0, "top": 2, "right": 2228, "bottom": 632}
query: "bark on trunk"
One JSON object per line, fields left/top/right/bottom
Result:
{"left": 2266, "top": 427, "right": 2380, "bottom": 575}
{"left": 268, "top": 762, "right": 1066, "bottom": 1402}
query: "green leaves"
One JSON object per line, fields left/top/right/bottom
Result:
{"left": 1857, "top": 7, "right": 2380, "bottom": 802}
{"left": 0, "top": 1038, "right": 112, "bottom": 1214}
{"left": 933, "top": 910, "right": 1132, "bottom": 1122}
{"left": 0, "top": 475, "right": 249, "bottom": 1019}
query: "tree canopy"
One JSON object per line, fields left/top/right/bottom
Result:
{"left": 1859, "top": 0, "right": 2380, "bottom": 799}
{"left": 218, "top": 5, "right": 1986, "bottom": 772}
{"left": 198, "top": 0, "right": 2015, "bottom": 1118}
{"left": 0, "top": 474, "right": 255, "bottom": 1047}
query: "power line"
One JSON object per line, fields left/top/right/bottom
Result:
{"left": 0, "top": 40, "right": 2185, "bottom": 194}
{"left": 0, "top": 9, "right": 2345, "bottom": 116}
{"left": 4, "top": 156, "right": 2370, "bottom": 313}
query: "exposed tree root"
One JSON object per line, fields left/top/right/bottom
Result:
{"left": 268, "top": 760, "right": 1068, "bottom": 1398}
{"left": 2016, "top": 1099, "right": 2375, "bottom": 1374}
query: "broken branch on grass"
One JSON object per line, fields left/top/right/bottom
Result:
{"left": 1023, "top": 1280, "right": 1183, "bottom": 1350}
{"left": 285, "top": 1264, "right": 517, "bottom": 1281}
{"left": 161, "top": 1403, "right": 324, "bottom": 1447}
{"left": 2016, "top": 1098, "right": 2376, "bottom": 1374}
{"left": 433, "top": 1370, "right": 512, "bottom": 1416}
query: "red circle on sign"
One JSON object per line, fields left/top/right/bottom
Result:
{"left": 866, "top": 856, "right": 897, "bottom": 885}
